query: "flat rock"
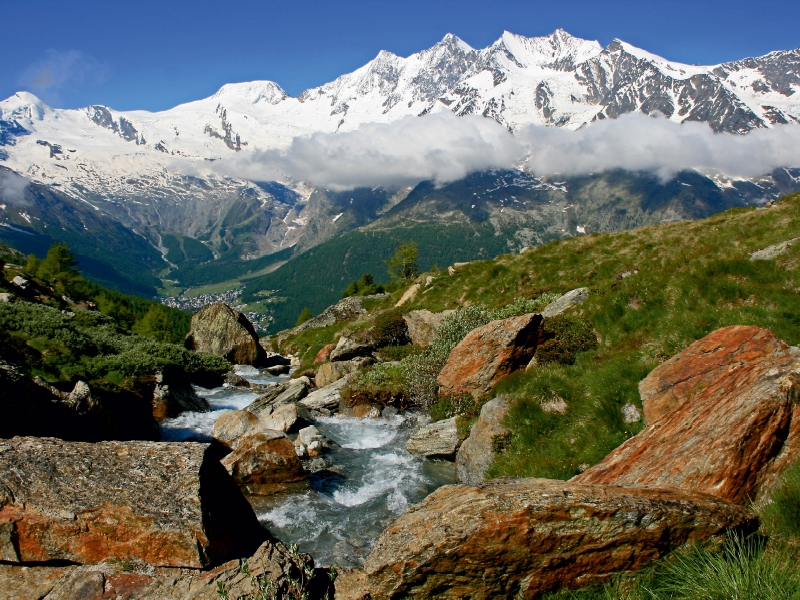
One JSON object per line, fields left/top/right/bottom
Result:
{"left": 258, "top": 402, "right": 311, "bottom": 433}
{"left": 407, "top": 417, "right": 460, "bottom": 459}
{"left": 438, "top": 314, "right": 543, "bottom": 398}
{"left": 364, "top": 478, "right": 756, "bottom": 599}
{"left": 316, "top": 356, "right": 374, "bottom": 388}
{"left": 220, "top": 431, "right": 307, "bottom": 496}
{"left": 750, "top": 237, "right": 800, "bottom": 260}
{"left": 300, "top": 373, "right": 357, "bottom": 411}
{"left": 403, "top": 309, "right": 454, "bottom": 347}
{"left": 574, "top": 325, "right": 800, "bottom": 504}
{"left": 540, "top": 287, "right": 589, "bottom": 318}
{"left": 184, "top": 302, "right": 267, "bottom": 366}
{"left": 0, "top": 437, "right": 264, "bottom": 568}
{"left": 330, "top": 329, "right": 381, "bottom": 362}
{"left": 244, "top": 377, "right": 311, "bottom": 416}
{"left": 456, "top": 396, "right": 511, "bottom": 484}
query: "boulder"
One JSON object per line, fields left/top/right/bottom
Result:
{"left": 151, "top": 368, "right": 210, "bottom": 420}
{"left": 407, "top": 418, "right": 460, "bottom": 459}
{"left": 364, "top": 478, "right": 756, "bottom": 599}
{"left": 265, "top": 364, "right": 291, "bottom": 375}
{"left": 395, "top": 283, "right": 420, "bottom": 307}
{"left": 184, "top": 302, "right": 267, "bottom": 366}
{"left": 259, "top": 402, "right": 311, "bottom": 433}
{"left": 314, "top": 343, "right": 337, "bottom": 364}
{"left": 316, "top": 356, "right": 374, "bottom": 388}
{"left": 244, "top": 377, "right": 311, "bottom": 416}
{"left": 574, "top": 325, "right": 800, "bottom": 504}
{"left": 275, "top": 295, "right": 384, "bottom": 345}
{"left": 456, "top": 397, "right": 511, "bottom": 485}
{"left": 438, "top": 314, "right": 543, "bottom": 398}
{"left": 330, "top": 329, "right": 381, "bottom": 362}
{"left": 299, "top": 373, "right": 357, "bottom": 411}
{"left": 750, "top": 237, "right": 800, "bottom": 260}
{"left": 0, "top": 437, "right": 264, "bottom": 568}
{"left": 212, "top": 410, "right": 261, "bottom": 450}
{"left": 220, "top": 431, "right": 307, "bottom": 496}
{"left": 263, "top": 352, "right": 291, "bottom": 367}
{"left": 403, "top": 309, "right": 454, "bottom": 347}
{"left": 540, "top": 287, "right": 589, "bottom": 318}
{"left": 223, "top": 371, "right": 251, "bottom": 387}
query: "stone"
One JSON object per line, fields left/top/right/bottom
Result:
{"left": 333, "top": 567, "right": 371, "bottom": 600}
{"left": 0, "top": 292, "right": 13, "bottom": 303}
{"left": 364, "top": 478, "right": 756, "bottom": 599}
{"left": 275, "top": 295, "right": 384, "bottom": 345}
{"left": 0, "top": 437, "right": 264, "bottom": 568}
{"left": 315, "top": 356, "right": 374, "bottom": 388}
{"left": 223, "top": 371, "right": 251, "bottom": 387}
{"left": 307, "top": 440, "right": 323, "bottom": 457}
{"left": 11, "top": 275, "right": 28, "bottom": 289}
{"left": 339, "top": 402, "right": 382, "bottom": 419}
{"left": 403, "top": 309, "right": 454, "bottom": 347}
{"left": 574, "top": 326, "right": 800, "bottom": 505}
{"left": 407, "top": 417, "right": 460, "bottom": 459}
{"left": 314, "top": 343, "right": 337, "bottom": 364}
{"left": 395, "top": 283, "right": 421, "bottom": 307}
{"left": 220, "top": 431, "right": 307, "bottom": 496}
{"left": 330, "top": 329, "right": 381, "bottom": 362}
{"left": 151, "top": 368, "right": 210, "bottom": 420}
{"left": 265, "top": 364, "right": 291, "bottom": 375}
{"left": 300, "top": 373, "right": 357, "bottom": 411}
{"left": 184, "top": 302, "right": 268, "bottom": 366}
{"left": 259, "top": 402, "right": 311, "bottom": 433}
{"left": 750, "top": 237, "right": 800, "bottom": 260}
{"left": 263, "top": 352, "right": 291, "bottom": 367}
{"left": 438, "top": 313, "right": 543, "bottom": 398}
{"left": 456, "top": 397, "right": 511, "bottom": 485}
{"left": 540, "top": 287, "right": 589, "bottom": 318}
{"left": 244, "top": 377, "right": 311, "bottom": 416}
{"left": 621, "top": 402, "right": 642, "bottom": 423}
{"left": 213, "top": 409, "right": 261, "bottom": 450}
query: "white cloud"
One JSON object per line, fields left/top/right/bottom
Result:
{"left": 0, "top": 170, "right": 30, "bottom": 205}
{"left": 218, "top": 111, "right": 800, "bottom": 190}
{"left": 18, "top": 50, "right": 108, "bottom": 106}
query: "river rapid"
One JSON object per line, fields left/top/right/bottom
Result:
{"left": 160, "top": 366, "right": 455, "bottom": 567}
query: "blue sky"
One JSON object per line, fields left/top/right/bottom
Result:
{"left": 3, "top": 0, "right": 800, "bottom": 111}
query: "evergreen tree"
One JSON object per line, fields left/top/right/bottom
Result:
{"left": 132, "top": 305, "right": 176, "bottom": 342}
{"left": 385, "top": 241, "right": 419, "bottom": 283}
{"left": 296, "top": 307, "right": 313, "bottom": 326}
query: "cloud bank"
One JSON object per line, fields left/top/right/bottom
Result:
{"left": 220, "top": 110, "right": 800, "bottom": 190}
{"left": 0, "top": 170, "right": 30, "bottom": 206}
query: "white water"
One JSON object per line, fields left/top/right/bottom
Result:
{"left": 159, "top": 368, "right": 455, "bottom": 567}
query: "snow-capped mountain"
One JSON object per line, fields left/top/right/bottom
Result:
{"left": 1, "top": 29, "right": 799, "bottom": 295}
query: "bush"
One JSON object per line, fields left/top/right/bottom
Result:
{"left": 373, "top": 309, "right": 410, "bottom": 346}
{"left": 535, "top": 315, "right": 598, "bottom": 366}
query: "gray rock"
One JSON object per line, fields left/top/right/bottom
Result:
{"left": 223, "top": 371, "right": 251, "bottom": 387}
{"left": 0, "top": 437, "right": 264, "bottom": 567}
{"left": 265, "top": 364, "right": 291, "bottom": 375}
{"left": 299, "top": 374, "right": 357, "bottom": 411}
{"left": 621, "top": 402, "right": 642, "bottom": 423}
{"left": 0, "top": 292, "right": 13, "bottom": 303}
{"left": 11, "top": 276, "right": 28, "bottom": 289}
{"left": 750, "top": 237, "right": 800, "bottom": 261}
{"left": 330, "top": 329, "right": 381, "bottom": 361}
{"left": 456, "top": 396, "right": 511, "bottom": 485}
{"left": 382, "top": 406, "right": 399, "bottom": 418}
{"left": 403, "top": 310, "right": 454, "bottom": 347}
{"left": 540, "top": 287, "right": 589, "bottom": 318}
{"left": 275, "top": 294, "right": 385, "bottom": 345}
{"left": 258, "top": 402, "right": 311, "bottom": 433}
{"left": 184, "top": 302, "right": 267, "bottom": 366}
{"left": 213, "top": 409, "right": 261, "bottom": 449}
{"left": 406, "top": 417, "right": 460, "bottom": 459}
{"left": 315, "top": 357, "right": 373, "bottom": 387}
{"left": 152, "top": 369, "right": 209, "bottom": 419}
{"left": 244, "top": 377, "right": 310, "bottom": 416}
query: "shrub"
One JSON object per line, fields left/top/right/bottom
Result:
{"left": 373, "top": 309, "right": 410, "bottom": 346}
{"left": 535, "top": 315, "right": 598, "bottom": 366}
{"left": 375, "top": 344, "right": 419, "bottom": 361}
{"left": 429, "top": 392, "right": 478, "bottom": 421}
{"left": 295, "top": 307, "right": 313, "bottom": 326}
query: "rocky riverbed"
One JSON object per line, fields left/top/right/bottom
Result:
{"left": 160, "top": 366, "right": 455, "bottom": 568}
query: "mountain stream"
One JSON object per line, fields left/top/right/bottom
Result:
{"left": 160, "top": 367, "right": 455, "bottom": 567}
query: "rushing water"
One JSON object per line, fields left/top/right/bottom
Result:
{"left": 160, "top": 366, "right": 456, "bottom": 568}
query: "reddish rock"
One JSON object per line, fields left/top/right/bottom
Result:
{"left": 364, "top": 478, "right": 755, "bottom": 599}
{"left": 314, "top": 343, "right": 337, "bottom": 364}
{"left": 0, "top": 437, "right": 264, "bottom": 568}
{"left": 220, "top": 431, "right": 308, "bottom": 496}
{"left": 438, "top": 313, "right": 543, "bottom": 398}
{"left": 575, "top": 326, "right": 800, "bottom": 504}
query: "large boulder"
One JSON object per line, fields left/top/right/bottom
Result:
{"left": 151, "top": 367, "right": 210, "bottom": 420}
{"left": 0, "top": 437, "right": 264, "bottom": 568}
{"left": 330, "top": 329, "right": 381, "bottom": 362}
{"left": 540, "top": 287, "right": 589, "bottom": 318}
{"left": 299, "top": 373, "right": 358, "bottom": 411}
{"left": 220, "top": 431, "right": 307, "bottom": 496}
{"left": 316, "top": 356, "right": 374, "bottom": 388}
{"left": 364, "top": 478, "right": 756, "bottom": 599}
{"left": 259, "top": 402, "right": 311, "bottom": 433}
{"left": 438, "top": 314, "right": 543, "bottom": 398}
{"left": 184, "top": 302, "right": 267, "bottom": 366}
{"left": 403, "top": 309, "right": 454, "bottom": 347}
{"left": 244, "top": 377, "right": 311, "bottom": 416}
{"left": 456, "top": 396, "right": 511, "bottom": 484}
{"left": 574, "top": 325, "right": 800, "bottom": 504}
{"left": 407, "top": 417, "right": 461, "bottom": 459}
{"left": 212, "top": 409, "right": 261, "bottom": 450}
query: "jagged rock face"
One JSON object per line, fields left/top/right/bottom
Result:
{"left": 185, "top": 302, "right": 267, "bottom": 366}
{"left": 220, "top": 431, "right": 307, "bottom": 497}
{"left": 456, "top": 397, "right": 512, "bottom": 485}
{"left": 574, "top": 326, "right": 800, "bottom": 504}
{"left": 0, "top": 437, "right": 264, "bottom": 568}
{"left": 438, "top": 313, "right": 543, "bottom": 398}
{"left": 364, "top": 478, "right": 756, "bottom": 599}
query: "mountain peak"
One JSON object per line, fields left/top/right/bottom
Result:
{"left": 0, "top": 91, "right": 51, "bottom": 121}
{"left": 210, "top": 81, "right": 288, "bottom": 105}
{"left": 439, "top": 33, "right": 474, "bottom": 53}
